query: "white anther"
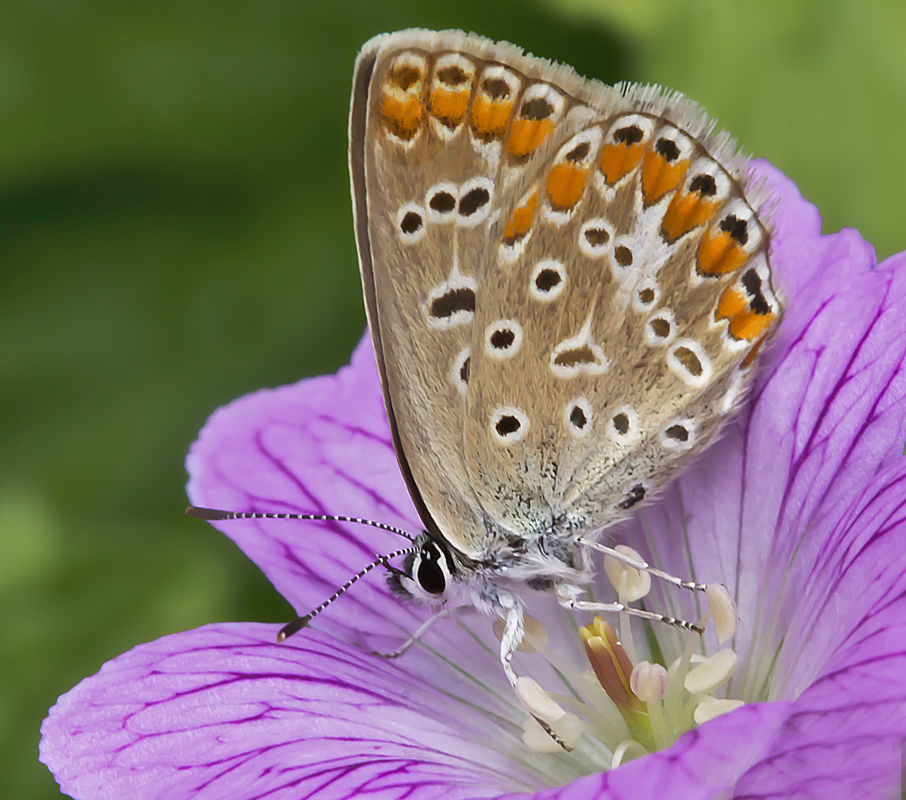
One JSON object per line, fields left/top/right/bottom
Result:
{"left": 516, "top": 676, "right": 566, "bottom": 723}
{"left": 522, "top": 714, "right": 585, "bottom": 753}
{"left": 604, "top": 545, "right": 652, "bottom": 602}
{"left": 684, "top": 649, "right": 738, "bottom": 695}
{"left": 522, "top": 716, "right": 564, "bottom": 753}
{"left": 522, "top": 712, "right": 583, "bottom": 752}
{"left": 706, "top": 583, "right": 738, "bottom": 642}
{"left": 557, "top": 713, "right": 586, "bottom": 749}
{"left": 693, "top": 696, "right": 745, "bottom": 725}
{"left": 630, "top": 660, "right": 670, "bottom": 702}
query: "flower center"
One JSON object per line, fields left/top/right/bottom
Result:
{"left": 512, "top": 547, "right": 742, "bottom": 767}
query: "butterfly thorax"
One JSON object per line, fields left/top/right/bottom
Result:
{"left": 388, "top": 515, "right": 596, "bottom": 615}
{"left": 476, "top": 513, "right": 596, "bottom": 588}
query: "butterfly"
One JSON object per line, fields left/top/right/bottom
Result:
{"left": 191, "top": 28, "right": 780, "bottom": 748}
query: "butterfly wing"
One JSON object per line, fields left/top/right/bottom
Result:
{"left": 351, "top": 30, "right": 594, "bottom": 556}
{"left": 352, "top": 30, "right": 781, "bottom": 557}
{"left": 462, "top": 82, "right": 782, "bottom": 538}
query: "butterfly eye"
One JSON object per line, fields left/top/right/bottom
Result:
{"left": 416, "top": 543, "right": 447, "bottom": 594}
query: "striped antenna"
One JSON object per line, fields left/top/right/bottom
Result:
{"left": 186, "top": 506, "right": 416, "bottom": 541}
{"left": 276, "top": 545, "right": 417, "bottom": 641}
{"left": 185, "top": 506, "right": 419, "bottom": 641}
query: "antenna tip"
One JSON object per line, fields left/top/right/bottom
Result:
{"left": 185, "top": 506, "right": 230, "bottom": 520}
{"left": 277, "top": 616, "right": 311, "bottom": 642}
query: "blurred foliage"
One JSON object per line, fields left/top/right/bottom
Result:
{"left": 1, "top": 1, "right": 902, "bottom": 798}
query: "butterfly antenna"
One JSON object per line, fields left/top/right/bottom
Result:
{"left": 185, "top": 506, "right": 417, "bottom": 541}
{"left": 276, "top": 545, "right": 417, "bottom": 641}
{"left": 185, "top": 506, "right": 419, "bottom": 642}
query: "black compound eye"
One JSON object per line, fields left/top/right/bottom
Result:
{"left": 417, "top": 549, "right": 446, "bottom": 594}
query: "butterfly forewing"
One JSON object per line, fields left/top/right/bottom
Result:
{"left": 351, "top": 30, "right": 580, "bottom": 556}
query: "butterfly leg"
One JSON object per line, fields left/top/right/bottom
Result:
{"left": 496, "top": 594, "right": 524, "bottom": 689}
{"left": 555, "top": 585, "right": 702, "bottom": 634}
{"left": 372, "top": 609, "right": 448, "bottom": 659}
{"left": 497, "top": 595, "right": 573, "bottom": 752}
{"left": 578, "top": 538, "right": 707, "bottom": 592}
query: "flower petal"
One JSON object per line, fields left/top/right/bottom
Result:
{"left": 50, "top": 621, "right": 881, "bottom": 800}
{"left": 732, "top": 463, "right": 906, "bottom": 797}
{"left": 172, "top": 159, "right": 906, "bottom": 799}
{"left": 40, "top": 623, "right": 546, "bottom": 800}
{"left": 739, "top": 236, "right": 906, "bottom": 672}
{"left": 777, "top": 458, "right": 906, "bottom": 692}
{"left": 186, "top": 339, "right": 428, "bottom": 642}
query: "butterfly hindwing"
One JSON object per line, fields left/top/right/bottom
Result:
{"left": 464, "top": 92, "right": 781, "bottom": 537}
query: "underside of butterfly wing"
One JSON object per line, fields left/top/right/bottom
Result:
{"left": 461, "top": 85, "right": 782, "bottom": 541}
{"left": 351, "top": 30, "right": 598, "bottom": 557}
{"left": 352, "top": 29, "right": 781, "bottom": 563}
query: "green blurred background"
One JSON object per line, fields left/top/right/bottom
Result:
{"left": 3, "top": 1, "right": 904, "bottom": 797}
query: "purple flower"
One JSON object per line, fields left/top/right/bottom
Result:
{"left": 41, "top": 162, "right": 906, "bottom": 799}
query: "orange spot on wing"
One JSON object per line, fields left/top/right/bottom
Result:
{"left": 546, "top": 163, "right": 589, "bottom": 211}
{"left": 599, "top": 143, "right": 644, "bottom": 184}
{"left": 381, "top": 93, "right": 424, "bottom": 140}
{"left": 698, "top": 229, "right": 749, "bottom": 276}
{"left": 641, "top": 152, "right": 689, "bottom": 206}
{"left": 507, "top": 118, "right": 555, "bottom": 160}
{"left": 502, "top": 190, "right": 539, "bottom": 245}
{"left": 717, "top": 287, "right": 776, "bottom": 342}
{"left": 730, "top": 310, "right": 776, "bottom": 342}
{"left": 660, "top": 191, "right": 719, "bottom": 242}
{"left": 471, "top": 96, "right": 514, "bottom": 141}
{"left": 429, "top": 88, "right": 470, "bottom": 129}
{"left": 716, "top": 287, "right": 747, "bottom": 320}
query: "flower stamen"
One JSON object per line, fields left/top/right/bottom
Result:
{"left": 603, "top": 545, "right": 652, "bottom": 602}
{"left": 630, "top": 661, "right": 669, "bottom": 702}
{"left": 684, "top": 650, "right": 737, "bottom": 695}
{"left": 516, "top": 676, "right": 566, "bottom": 722}
{"left": 704, "top": 584, "right": 738, "bottom": 642}
{"left": 492, "top": 559, "right": 745, "bottom": 761}
{"left": 693, "top": 696, "right": 745, "bottom": 724}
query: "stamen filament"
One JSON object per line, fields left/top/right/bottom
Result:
{"left": 615, "top": 577, "right": 639, "bottom": 665}
{"left": 611, "top": 739, "right": 648, "bottom": 768}
{"left": 664, "top": 614, "right": 702, "bottom": 726}
{"left": 646, "top": 694, "right": 670, "bottom": 747}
